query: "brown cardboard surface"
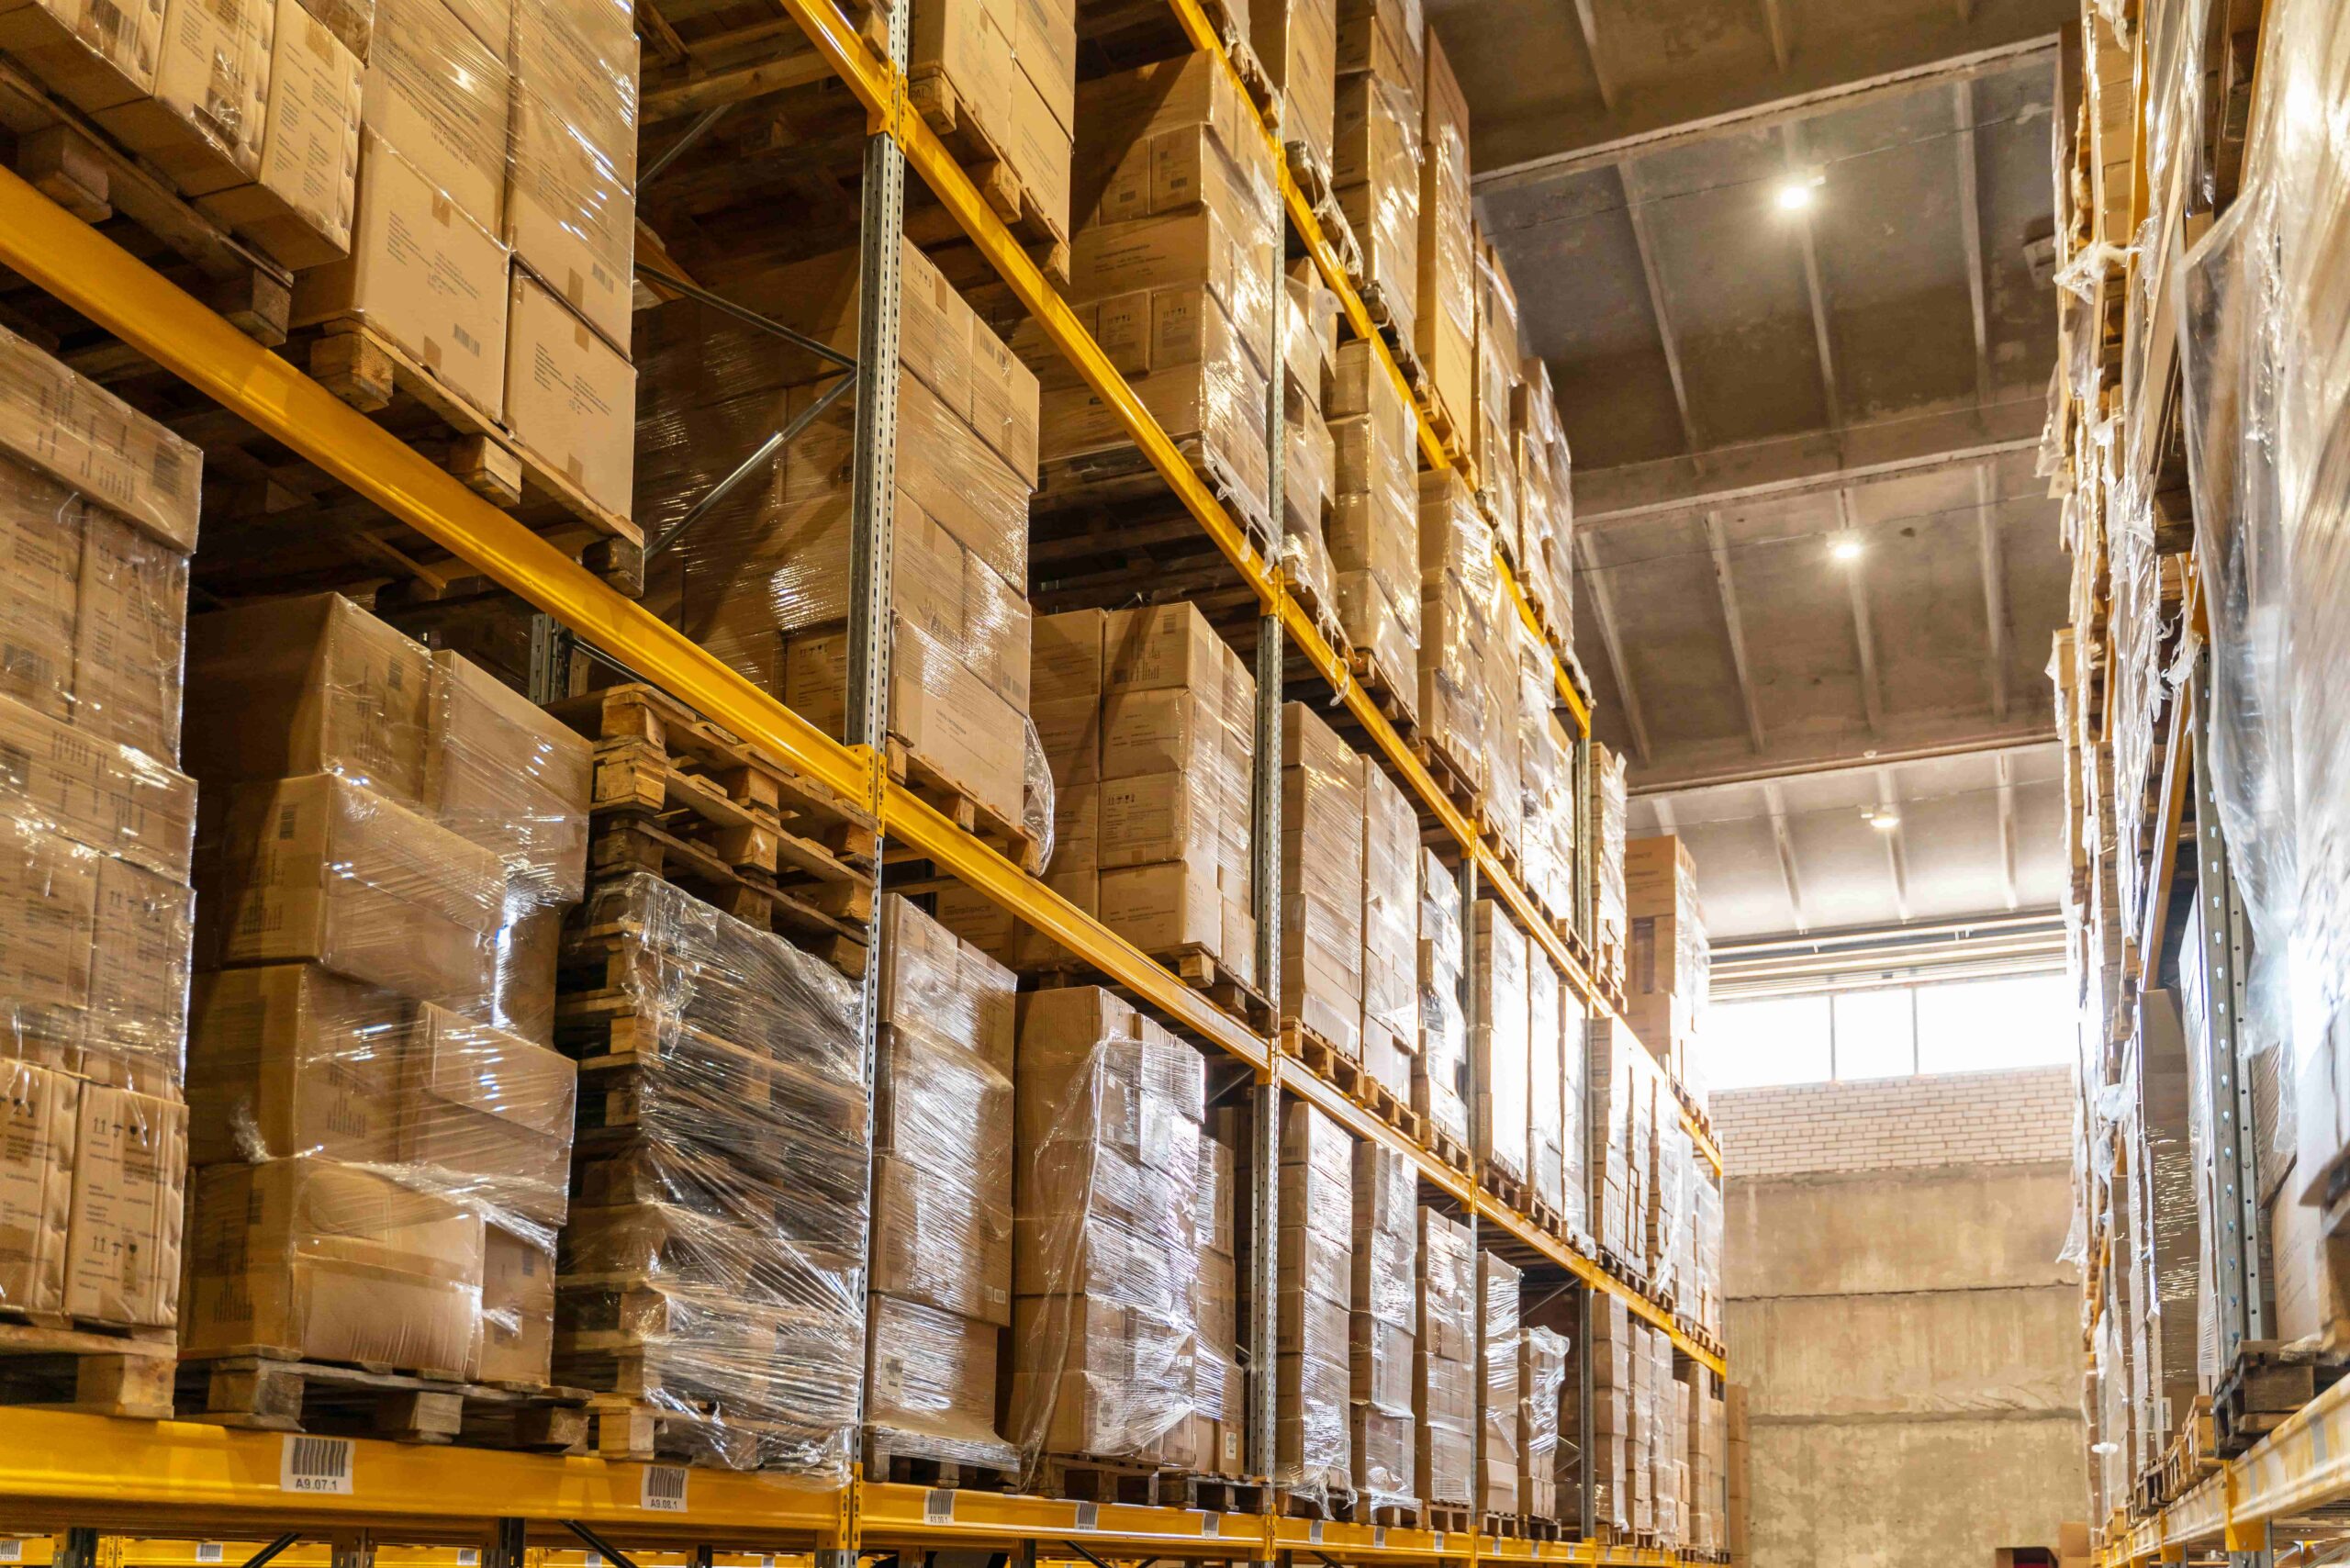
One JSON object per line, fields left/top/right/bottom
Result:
{"left": 357, "top": 0, "right": 509, "bottom": 228}
{"left": 62, "top": 1083, "right": 185, "bottom": 1326}
{"left": 0, "top": 324, "right": 199, "bottom": 553}
{"left": 504, "top": 0, "right": 635, "bottom": 351}
{"left": 197, "top": 0, "right": 364, "bottom": 272}
{"left": 0, "top": 0, "right": 163, "bottom": 111}
{"left": 1098, "top": 859, "right": 1220, "bottom": 953}
{"left": 502, "top": 269, "right": 636, "bottom": 517}
{"left": 85, "top": 854, "right": 194, "bottom": 1077}
{"left": 0, "top": 691, "right": 196, "bottom": 880}
{"left": 73, "top": 509, "right": 190, "bottom": 764}
{"left": 473, "top": 1218, "right": 553, "bottom": 1384}
{"left": 93, "top": 0, "right": 274, "bottom": 195}
{"left": 397, "top": 1002, "right": 574, "bottom": 1222}
{"left": 0, "top": 460, "right": 83, "bottom": 725}
{"left": 0, "top": 1061, "right": 75, "bottom": 1315}
{"left": 186, "top": 962, "right": 409, "bottom": 1166}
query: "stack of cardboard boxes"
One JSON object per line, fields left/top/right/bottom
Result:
{"left": 1414, "top": 1204, "right": 1475, "bottom": 1513}
{"left": 1278, "top": 1100, "right": 1353, "bottom": 1499}
{"left": 1566, "top": 1293, "right": 1629, "bottom": 1532}
{"left": 1415, "top": 25, "right": 1473, "bottom": 440}
{"left": 552, "top": 871, "right": 869, "bottom": 1472}
{"left": 1360, "top": 757, "right": 1418, "bottom": 1104}
{"left": 1477, "top": 1250, "right": 1522, "bottom": 1517}
{"left": 1648, "top": 1118, "right": 1693, "bottom": 1307}
{"left": 1188, "top": 1113, "right": 1244, "bottom": 1475}
{"left": 1415, "top": 846, "right": 1470, "bottom": 1149}
{"left": 1013, "top": 986, "right": 1205, "bottom": 1471}
{"left": 1518, "top": 626, "right": 1577, "bottom": 923}
{"left": 1282, "top": 266, "right": 1344, "bottom": 616}
{"left": 1333, "top": 0, "right": 1420, "bottom": 340}
{"left": 912, "top": 0, "right": 1076, "bottom": 243}
{"left": 1479, "top": 605, "right": 1524, "bottom": 871}
{"left": 1253, "top": 0, "right": 1337, "bottom": 185}
{"left": 1587, "top": 1012, "right": 1657, "bottom": 1268}
{"left": 1693, "top": 1163, "right": 1723, "bottom": 1336}
{"left": 1416, "top": 470, "right": 1495, "bottom": 794}
{"left": 867, "top": 895, "right": 1020, "bottom": 1473}
{"left": 181, "top": 593, "right": 591, "bottom": 1388}
{"left": 1590, "top": 744, "right": 1628, "bottom": 981}
{"left": 639, "top": 237, "right": 1040, "bottom": 836}
{"left": 284, "top": 0, "right": 638, "bottom": 522}
{"left": 1329, "top": 337, "right": 1423, "bottom": 713}
{"left": 1349, "top": 1138, "right": 1417, "bottom": 1509}
{"left": 1047, "top": 54, "right": 1279, "bottom": 536}
{"left": 1282, "top": 702, "right": 1366, "bottom": 1057}
{"left": 948, "top": 604, "right": 1256, "bottom": 983}
{"left": 1471, "top": 233, "right": 1523, "bottom": 564}
{"left": 1513, "top": 359, "right": 1575, "bottom": 648}
{"left": 1650, "top": 1325, "right": 1683, "bottom": 1546}
{"left": 1625, "top": 835, "right": 1709, "bottom": 1082}
{"left": 1471, "top": 900, "right": 1528, "bottom": 1189}
{"left": 0, "top": 326, "right": 199, "bottom": 1341}
{"left": 1527, "top": 952, "right": 1563, "bottom": 1220}
{"left": 1519, "top": 1325, "right": 1568, "bottom": 1521}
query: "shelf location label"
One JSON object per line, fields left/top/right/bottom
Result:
{"left": 282, "top": 1435, "right": 354, "bottom": 1495}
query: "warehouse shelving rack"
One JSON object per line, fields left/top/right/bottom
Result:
{"left": 0, "top": 0, "right": 1720, "bottom": 1547}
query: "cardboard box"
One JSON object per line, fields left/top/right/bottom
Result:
{"left": 1333, "top": 0, "right": 1419, "bottom": 90}
{"left": 503, "top": 269, "right": 636, "bottom": 518}
{"left": 187, "top": 962, "right": 408, "bottom": 1165}
{"left": 1098, "top": 859, "right": 1220, "bottom": 953}
{"left": 0, "top": 1061, "right": 77, "bottom": 1314}
{"left": 1416, "top": 24, "right": 1473, "bottom": 430}
{"left": 424, "top": 647, "right": 590, "bottom": 902}
{"left": 62, "top": 1082, "right": 185, "bottom": 1326}
{"left": 293, "top": 132, "right": 511, "bottom": 421}
{"left": 0, "top": 460, "right": 81, "bottom": 727}
{"left": 0, "top": 325, "right": 200, "bottom": 556}
{"left": 1069, "top": 206, "right": 1273, "bottom": 375}
{"left": 199, "top": 772, "right": 509, "bottom": 1006}
{"left": 185, "top": 592, "right": 434, "bottom": 802}
{"left": 1253, "top": 0, "right": 1336, "bottom": 171}
{"left": 867, "top": 1293, "right": 1013, "bottom": 1459}
{"left": 198, "top": 0, "right": 364, "bottom": 269}
{"left": 0, "top": 0, "right": 163, "bottom": 112}
{"left": 397, "top": 1002, "right": 574, "bottom": 1223}
{"left": 182, "top": 1157, "right": 486, "bottom": 1374}
{"left": 0, "top": 816, "right": 99, "bottom": 1047}
{"left": 85, "top": 854, "right": 195, "bottom": 1080}
{"left": 0, "top": 690, "right": 196, "bottom": 880}
{"left": 474, "top": 1218, "right": 553, "bottom": 1384}
{"left": 71, "top": 508, "right": 188, "bottom": 764}
{"left": 357, "top": 0, "right": 509, "bottom": 228}
{"left": 784, "top": 622, "right": 1025, "bottom": 826}
{"left": 94, "top": 0, "right": 274, "bottom": 195}
{"left": 504, "top": 0, "right": 635, "bottom": 351}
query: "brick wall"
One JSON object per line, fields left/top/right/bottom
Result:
{"left": 1713, "top": 1065, "right": 2076, "bottom": 1178}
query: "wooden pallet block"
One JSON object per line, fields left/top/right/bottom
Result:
{"left": 1410, "top": 732, "right": 1485, "bottom": 822}
{"left": 1347, "top": 644, "right": 1422, "bottom": 734}
{"left": 585, "top": 817, "right": 870, "bottom": 976}
{"left": 179, "top": 1352, "right": 589, "bottom": 1450}
{"left": 904, "top": 65, "right": 1070, "bottom": 260}
{"left": 885, "top": 736, "right": 1042, "bottom": 874}
{"left": 1423, "top": 1502, "right": 1472, "bottom": 1535}
{"left": 1029, "top": 941, "right": 1274, "bottom": 1035}
{"left": 585, "top": 1395, "right": 817, "bottom": 1470}
{"left": 1356, "top": 1497, "right": 1425, "bottom": 1529}
{"left": 0, "top": 1315, "right": 175, "bottom": 1419}
{"left": 1177, "top": 1473, "right": 1270, "bottom": 1515}
{"left": 1277, "top": 1484, "right": 1351, "bottom": 1521}
{"left": 864, "top": 1428, "right": 1018, "bottom": 1491}
{"left": 1035, "top": 1453, "right": 1185, "bottom": 1506}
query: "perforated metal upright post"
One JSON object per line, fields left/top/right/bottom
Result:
{"left": 1571, "top": 728, "right": 1593, "bottom": 951}
{"left": 834, "top": 0, "right": 907, "bottom": 1509}
{"left": 1577, "top": 1282, "right": 1595, "bottom": 1539}
{"left": 2191, "top": 653, "right": 2265, "bottom": 1361}
{"left": 1461, "top": 857, "right": 1482, "bottom": 1161}
{"left": 1248, "top": 246, "right": 1287, "bottom": 1490}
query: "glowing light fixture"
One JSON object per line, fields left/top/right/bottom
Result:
{"left": 1870, "top": 812, "right": 1901, "bottom": 833}
{"left": 1776, "top": 172, "right": 1825, "bottom": 211}
{"left": 1830, "top": 535, "right": 1863, "bottom": 562}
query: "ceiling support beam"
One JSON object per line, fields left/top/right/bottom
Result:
{"left": 1781, "top": 120, "right": 1842, "bottom": 429}
{"left": 1759, "top": 0, "right": 1789, "bottom": 71}
{"left": 1704, "top": 511, "right": 1768, "bottom": 753}
{"left": 1953, "top": 76, "right": 1992, "bottom": 408}
{"left": 1576, "top": 532, "right": 1653, "bottom": 767}
{"left": 1475, "top": 37, "right": 2060, "bottom": 191}
{"left": 1762, "top": 780, "right": 1809, "bottom": 933}
{"left": 1839, "top": 490, "right": 1885, "bottom": 734}
{"left": 1618, "top": 162, "right": 1701, "bottom": 453}
{"left": 1570, "top": 0, "right": 1617, "bottom": 111}
{"left": 1975, "top": 462, "right": 2009, "bottom": 722}
{"left": 1875, "top": 767, "right": 1912, "bottom": 923}
{"left": 1995, "top": 751, "right": 2020, "bottom": 910}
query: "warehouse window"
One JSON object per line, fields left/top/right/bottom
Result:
{"left": 1705, "top": 973, "right": 2073, "bottom": 1089}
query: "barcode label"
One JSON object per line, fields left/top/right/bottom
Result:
{"left": 456, "top": 1552, "right": 479, "bottom": 1565}
{"left": 1373, "top": 1528, "right": 1387, "bottom": 1548}
{"left": 1198, "top": 1512, "right": 1218, "bottom": 1537}
{"left": 1434, "top": 1532, "right": 1448, "bottom": 1551}
{"left": 0, "top": 1540, "right": 27, "bottom": 1562}
{"left": 1073, "top": 1502, "right": 1099, "bottom": 1532}
{"left": 196, "top": 1546, "right": 225, "bottom": 1564}
{"left": 281, "top": 1434, "right": 353, "bottom": 1494}
{"left": 452, "top": 324, "right": 479, "bottom": 356}
{"left": 1309, "top": 1522, "right": 1324, "bottom": 1544}
{"left": 759, "top": 1557, "right": 777, "bottom": 1566}
{"left": 642, "top": 1464, "right": 688, "bottom": 1511}
{"left": 923, "top": 1488, "right": 954, "bottom": 1525}
{"left": 583, "top": 1554, "right": 602, "bottom": 1566}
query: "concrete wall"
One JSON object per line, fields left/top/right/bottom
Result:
{"left": 1719, "top": 1067, "right": 2085, "bottom": 1568}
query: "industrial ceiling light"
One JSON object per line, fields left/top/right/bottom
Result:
{"left": 1830, "top": 535, "right": 1863, "bottom": 562}
{"left": 1776, "top": 172, "right": 1825, "bottom": 211}
{"left": 1870, "top": 812, "right": 1901, "bottom": 832}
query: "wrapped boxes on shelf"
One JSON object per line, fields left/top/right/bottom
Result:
{"left": 1333, "top": 0, "right": 1422, "bottom": 337}
{"left": 181, "top": 591, "right": 595, "bottom": 1388}
{"left": 1415, "top": 846, "right": 1468, "bottom": 1148}
{"left": 1253, "top": 0, "right": 1337, "bottom": 180}
{"left": 1282, "top": 266, "right": 1343, "bottom": 616}
{"left": 1649, "top": 1116, "right": 1692, "bottom": 1305}
{"left": 552, "top": 873, "right": 868, "bottom": 1472}
{"left": 1048, "top": 54, "right": 1280, "bottom": 535}
{"left": 1329, "top": 338, "right": 1422, "bottom": 716}
{"left": 1417, "top": 469, "right": 1494, "bottom": 795}
{"left": 912, "top": 0, "right": 1075, "bottom": 241}
{"left": 641, "top": 237, "right": 1039, "bottom": 834}
{"left": 1564, "top": 1291, "right": 1631, "bottom": 1532}
{"left": 867, "top": 895, "right": 1019, "bottom": 1474}
{"left": 1518, "top": 623, "right": 1576, "bottom": 922}
{"left": 1278, "top": 1099, "right": 1353, "bottom": 1499}
{"left": 1187, "top": 1114, "right": 1244, "bottom": 1476}
{"left": 0, "top": 328, "right": 199, "bottom": 1336}
{"left": 1472, "top": 899, "right": 1528, "bottom": 1187}
{"left": 1587, "top": 1012, "right": 1658, "bottom": 1268}
{"left": 1520, "top": 1324, "right": 1568, "bottom": 1521}
{"left": 1472, "top": 232, "right": 1524, "bottom": 560}
{"left": 1626, "top": 834, "right": 1708, "bottom": 1081}
{"left": 1528, "top": 952, "right": 1562, "bottom": 1218}
{"left": 1281, "top": 701, "right": 1366, "bottom": 1058}
{"left": 1650, "top": 1324, "right": 1683, "bottom": 1546}
{"left": 1012, "top": 986, "right": 1205, "bottom": 1472}
{"left": 1512, "top": 359, "right": 1575, "bottom": 646}
{"left": 1478, "top": 1250, "right": 1521, "bottom": 1515}
{"left": 1590, "top": 743, "right": 1628, "bottom": 980}
{"left": 1360, "top": 757, "right": 1418, "bottom": 1102}
{"left": 1414, "top": 1203, "right": 1474, "bottom": 1507}
{"left": 1415, "top": 22, "right": 1472, "bottom": 434}
{"left": 1479, "top": 591, "right": 1523, "bottom": 863}
{"left": 1349, "top": 1137, "right": 1416, "bottom": 1508}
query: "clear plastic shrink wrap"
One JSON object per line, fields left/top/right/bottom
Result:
{"left": 554, "top": 874, "right": 867, "bottom": 1473}
{"left": 1330, "top": 337, "right": 1423, "bottom": 703}
{"left": 1528, "top": 954, "right": 1563, "bottom": 1214}
{"left": 1592, "top": 744, "right": 1628, "bottom": 958}
{"left": 1519, "top": 1324, "right": 1568, "bottom": 1521}
{"left": 1283, "top": 267, "right": 1344, "bottom": 622}
{"left": 1416, "top": 471, "right": 1494, "bottom": 792}
{"left": 1360, "top": 757, "right": 1419, "bottom": 1096}
{"left": 1416, "top": 846, "right": 1470, "bottom": 1145}
{"left": 1278, "top": 1100, "right": 1354, "bottom": 1498}
{"left": 1416, "top": 25, "right": 1474, "bottom": 427}
{"left": 1254, "top": 0, "right": 1337, "bottom": 176}
{"left": 2173, "top": 0, "right": 2350, "bottom": 1193}
{"left": 1559, "top": 973, "right": 1586, "bottom": 1242}
{"left": 1282, "top": 702, "right": 1366, "bottom": 1057}
{"left": 869, "top": 894, "right": 1019, "bottom": 1470}
{"left": 1648, "top": 1121, "right": 1690, "bottom": 1302}
{"left": 1013, "top": 987, "right": 1205, "bottom": 1474}
{"left": 1481, "top": 614, "right": 1524, "bottom": 862}
{"left": 1415, "top": 1204, "right": 1474, "bottom": 1506}
{"left": 1472, "top": 899, "right": 1529, "bottom": 1184}
{"left": 1479, "top": 1251, "right": 1522, "bottom": 1514}
{"left": 507, "top": 0, "right": 637, "bottom": 350}
{"left": 1332, "top": 72, "right": 1420, "bottom": 346}
{"left": 1350, "top": 1137, "right": 1417, "bottom": 1506}
{"left": 1474, "top": 243, "right": 1523, "bottom": 557}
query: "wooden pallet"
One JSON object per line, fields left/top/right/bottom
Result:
{"left": 1284, "top": 141, "right": 1364, "bottom": 281}
{"left": 177, "top": 1352, "right": 589, "bottom": 1450}
{"left": 1277, "top": 1484, "right": 1351, "bottom": 1521}
{"left": 1423, "top": 1120, "right": 1473, "bottom": 1176}
{"left": 0, "top": 1315, "right": 175, "bottom": 1419}
{"left": 1177, "top": 1473, "right": 1271, "bottom": 1514}
{"left": 1348, "top": 644, "right": 1422, "bottom": 734}
{"left": 1284, "top": 1019, "right": 1366, "bottom": 1100}
{"left": 1423, "top": 1503, "right": 1472, "bottom": 1535}
{"left": 2156, "top": 1396, "right": 2220, "bottom": 1502}
{"left": 1035, "top": 1453, "right": 1188, "bottom": 1505}
{"left": 1509, "top": 1515, "right": 1564, "bottom": 1541}
{"left": 1356, "top": 1497, "right": 1426, "bottom": 1528}
{"left": 2213, "top": 1343, "right": 2347, "bottom": 1456}
{"left": 1410, "top": 733, "right": 1485, "bottom": 821}
{"left": 588, "top": 815, "right": 869, "bottom": 978}
{"left": 865, "top": 1429, "right": 1018, "bottom": 1491}
{"left": 584, "top": 1394, "right": 825, "bottom": 1471}
{"left": 1030, "top": 940, "right": 1275, "bottom": 1035}
{"left": 886, "top": 736, "right": 1043, "bottom": 875}
{"left": 1035, "top": 432, "right": 1275, "bottom": 562}
{"left": 906, "top": 65, "right": 1071, "bottom": 271}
